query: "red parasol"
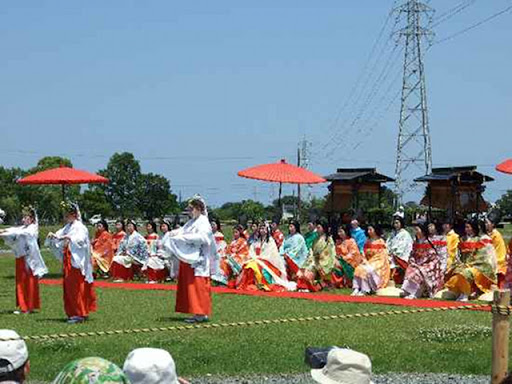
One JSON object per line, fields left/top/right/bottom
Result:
{"left": 496, "top": 159, "right": 512, "bottom": 175}
{"left": 238, "top": 159, "right": 326, "bottom": 211}
{"left": 18, "top": 166, "right": 109, "bottom": 199}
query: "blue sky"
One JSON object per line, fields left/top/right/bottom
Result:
{"left": 1, "top": 1, "right": 511, "bottom": 206}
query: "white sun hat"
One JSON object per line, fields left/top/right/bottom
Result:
{"left": 0, "top": 330, "right": 29, "bottom": 374}
{"left": 311, "top": 348, "right": 373, "bottom": 384}
{"left": 123, "top": 348, "right": 178, "bottom": 384}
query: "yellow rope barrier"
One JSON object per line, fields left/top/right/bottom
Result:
{"left": 0, "top": 302, "right": 495, "bottom": 343}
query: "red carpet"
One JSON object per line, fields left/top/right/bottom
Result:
{"left": 41, "top": 279, "right": 489, "bottom": 311}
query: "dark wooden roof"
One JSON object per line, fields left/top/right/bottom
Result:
{"left": 324, "top": 168, "right": 395, "bottom": 183}
{"left": 414, "top": 166, "right": 494, "bottom": 183}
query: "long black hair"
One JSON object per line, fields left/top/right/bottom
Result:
{"left": 147, "top": 221, "right": 157, "bottom": 234}
{"left": 466, "top": 219, "right": 480, "bottom": 236}
{"left": 115, "top": 219, "right": 125, "bottom": 232}
{"left": 290, "top": 220, "right": 301, "bottom": 235}
{"left": 98, "top": 219, "right": 109, "bottom": 233}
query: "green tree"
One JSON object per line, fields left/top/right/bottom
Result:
{"left": 79, "top": 187, "right": 113, "bottom": 220}
{"left": 496, "top": 190, "right": 512, "bottom": 216}
{"left": 136, "top": 173, "right": 179, "bottom": 219}
{"left": 99, "top": 152, "right": 142, "bottom": 217}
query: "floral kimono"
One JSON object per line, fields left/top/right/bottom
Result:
{"left": 332, "top": 238, "right": 365, "bottom": 288}
{"left": 111, "top": 231, "right": 149, "bottom": 280}
{"left": 220, "top": 237, "right": 249, "bottom": 286}
{"left": 353, "top": 238, "right": 390, "bottom": 294}
{"left": 430, "top": 235, "right": 448, "bottom": 272}
{"left": 280, "top": 233, "right": 309, "bottom": 280}
{"left": 237, "top": 238, "right": 295, "bottom": 292}
{"left": 445, "top": 235, "right": 497, "bottom": 296}
{"left": 297, "top": 235, "right": 336, "bottom": 292}
{"left": 402, "top": 239, "right": 443, "bottom": 298}
{"left": 386, "top": 228, "right": 413, "bottom": 283}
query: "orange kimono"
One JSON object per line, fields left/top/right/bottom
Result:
{"left": 272, "top": 229, "right": 285, "bottom": 249}
{"left": 112, "top": 230, "right": 126, "bottom": 255}
{"left": 220, "top": 237, "right": 249, "bottom": 286}
{"left": 353, "top": 239, "right": 390, "bottom": 294}
{"left": 91, "top": 231, "right": 114, "bottom": 273}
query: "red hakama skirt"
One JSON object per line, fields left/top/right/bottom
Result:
{"left": 63, "top": 247, "right": 97, "bottom": 318}
{"left": 175, "top": 262, "right": 211, "bottom": 316}
{"left": 16, "top": 258, "right": 41, "bottom": 312}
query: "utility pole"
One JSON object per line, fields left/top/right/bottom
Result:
{"left": 394, "top": 0, "right": 434, "bottom": 205}
{"left": 297, "top": 136, "right": 312, "bottom": 220}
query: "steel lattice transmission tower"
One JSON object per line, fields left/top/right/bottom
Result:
{"left": 394, "top": 0, "right": 434, "bottom": 204}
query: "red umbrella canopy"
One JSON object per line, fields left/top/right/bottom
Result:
{"left": 496, "top": 159, "right": 512, "bottom": 175}
{"left": 18, "top": 166, "right": 109, "bottom": 185}
{"left": 238, "top": 159, "right": 326, "bottom": 184}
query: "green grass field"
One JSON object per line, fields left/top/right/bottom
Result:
{"left": 0, "top": 249, "right": 507, "bottom": 383}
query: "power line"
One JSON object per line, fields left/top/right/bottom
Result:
{"left": 431, "top": 0, "right": 476, "bottom": 28}
{"left": 433, "top": 2, "right": 512, "bottom": 45}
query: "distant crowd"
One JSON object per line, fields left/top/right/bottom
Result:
{"left": 90, "top": 208, "right": 510, "bottom": 302}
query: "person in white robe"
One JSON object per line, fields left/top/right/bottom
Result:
{"left": 0, "top": 206, "right": 47, "bottom": 314}
{"left": 110, "top": 220, "right": 148, "bottom": 282}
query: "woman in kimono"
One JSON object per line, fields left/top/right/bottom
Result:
{"left": 46, "top": 202, "right": 96, "bottom": 324}
{"left": 297, "top": 221, "right": 336, "bottom": 292}
{"left": 386, "top": 216, "right": 413, "bottom": 284}
{"left": 0, "top": 206, "right": 47, "bottom": 314}
{"left": 220, "top": 225, "right": 249, "bottom": 287}
{"left": 247, "top": 222, "right": 260, "bottom": 246}
{"left": 112, "top": 220, "right": 126, "bottom": 255}
{"left": 427, "top": 223, "right": 448, "bottom": 273}
{"left": 304, "top": 221, "right": 318, "bottom": 251}
{"left": 352, "top": 225, "right": 390, "bottom": 296}
{"left": 401, "top": 223, "right": 443, "bottom": 299}
{"left": 91, "top": 220, "right": 114, "bottom": 277}
{"left": 280, "top": 221, "right": 309, "bottom": 281}
{"left": 444, "top": 220, "right": 497, "bottom": 302}
{"left": 485, "top": 216, "right": 507, "bottom": 288}
{"left": 331, "top": 226, "right": 365, "bottom": 288}
{"left": 163, "top": 195, "right": 216, "bottom": 323}
{"left": 237, "top": 223, "right": 294, "bottom": 292}
{"left": 442, "top": 221, "right": 460, "bottom": 270}
{"left": 111, "top": 220, "right": 148, "bottom": 282}
{"left": 143, "top": 220, "right": 174, "bottom": 283}
{"left": 210, "top": 218, "right": 227, "bottom": 285}
{"left": 145, "top": 222, "right": 159, "bottom": 251}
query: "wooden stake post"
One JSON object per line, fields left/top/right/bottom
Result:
{"left": 492, "top": 289, "right": 510, "bottom": 384}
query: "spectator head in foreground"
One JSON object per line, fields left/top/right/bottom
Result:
{"left": 311, "top": 348, "right": 373, "bottom": 384}
{"left": 123, "top": 348, "right": 179, "bottom": 384}
{"left": 0, "top": 330, "right": 29, "bottom": 384}
{"left": 52, "top": 357, "right": 128, "bottom": 384}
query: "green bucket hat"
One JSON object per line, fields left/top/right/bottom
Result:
{"left": 52, "top": 357, "right": 129, "bottom": 384}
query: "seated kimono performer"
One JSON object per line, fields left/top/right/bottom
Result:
{"left": 112, "top": 220, "right": 127, "bottom": 255}
{"left": 271, "top": 219, "right": 285, "bottom": 249}
{"left": 442, "top": 221, "right": 460, "bottom": 270}
{"left": 484, "top": 216, "right": 507, "bottom": 288}
{"left": 352, "top": 225, "right": 390, "bottom": 296}
{"left": 427, "top": 223, "right": 448, "bottom": 272}
{"left": 163, "top": 195, "right": 215, "bottom": 323}
{"left": 220, "top": 225, "right": 249, "bottom": 287}
{"left": 0, "top": 206, "right": 48, "bottom": 314}
{"left": 350, "top": 220, "right": 367, "bottom": 253}
{"left": 210, "top": 218, "right": 227, "bottom": 285}
{"left": 143, "top": 220, "right": 174, "bottom": 283}
{"left": 46, "top": 202, "right": 96, "bottom": 324}
{"left": 145, "top": 221, "right": 159, "bottom": 251}
{"left": 280, "top": 221, "right": 309, "bottom": 281}
{"left": 304, "top": 221, "right": 318, "bottom": 251}
{"left": 237, "top": 223, "right": 295, "bottom": 292}
{"left": 505, "top": 238, "right": 512, "bottom": 290}
{"left": 386, "top": 216, "right": 413, "bottom": 284}
{"left": 111, "top": 220, "right": 148, "bottom": 282}
{"left": 332, "top": 226, "right": 365, "bottom": 288}
{"left": 297, "top": 221, "right": 336, "bottom": 292}
{"left": 247, "top": 222, "right": 260, "bottom": 246}
{"left": 444, "top": 220, "right": 497, "bottom": 302}
{"left": 401, "top": 223, "right": 443, "bottom": 299}
{"left": 91, "top": 220, "right": 114, "bottom": 277}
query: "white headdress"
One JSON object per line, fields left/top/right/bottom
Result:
{"left": 188, "top": 194, "right": 208, "bottom": 217}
